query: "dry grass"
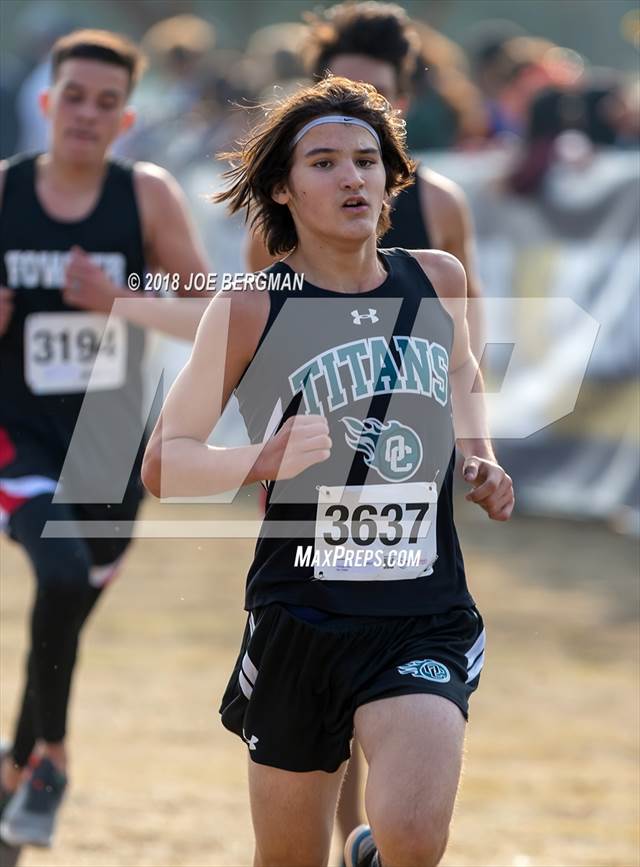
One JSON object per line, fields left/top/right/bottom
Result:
{"left": 1, "top": 494, "right": 638, "bottom": 867}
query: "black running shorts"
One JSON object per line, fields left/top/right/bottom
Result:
{"left": 0, "top": 420, "right": 144, "bottom": 567}
{"left": 220, "top": 602, "right": 485, "bottom": 773}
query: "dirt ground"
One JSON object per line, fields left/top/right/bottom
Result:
{"left": 1, "top": 492, "right": 638, "bottom": 867}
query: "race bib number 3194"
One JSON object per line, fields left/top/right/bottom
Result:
{"left": 314, "top": 482, "right": 438, "bottom": 581}
{"left": 24, "top": 312, "right": 127, "bottom": 395}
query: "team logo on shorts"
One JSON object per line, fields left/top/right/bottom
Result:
{"left": 397, "top": 659, "right": 451, "bottom": 683}
{"left": 341, "top": 416, "right": 423, "bottom": 482}
{"left": 242, "top": 729, "right": 259, "bottom": 751}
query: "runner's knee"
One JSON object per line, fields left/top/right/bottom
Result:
{"left": 10, "top": 495, "right": 92, "bottom": 593}
{"left": 373, "top": 813, "right": 450, "bottom": 867}
{"left": 33, "top": 539, "right": 92, "bottom": 595}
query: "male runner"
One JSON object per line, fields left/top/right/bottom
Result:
{"left": 143, "top": 77, "right": 513, "bottom": 866}
{"left": 247, "top": 1, "right": 483, "bottom": 362}
{"left": 0, "top": 29, "right": 209, "bottom": 849}
{"left": 246, "top": 3, "right": 485, "bottom": 838}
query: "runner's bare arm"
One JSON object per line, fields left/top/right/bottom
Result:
{"left": 61, "top": 165, "right": 211, "bottom": 340}
{"left": 419, "top": 171, "right": 481, "bottom": 301}
{"left": 142, "top": 290, "right": 331, "bottom": 498}
{"left": 420, "top": 170, "right": 485, "bottom": 362}
{"left": 411, "top": 250, "right": 488, "bottom": 444}
{"left": 412, "top": 250, "right": 513, "bottom": 520}
{"left": 128, "top": 163, "right": 213, "bottom": 336}
{"left": 135, "top": 163, "right": 210, "bottom": 296}
{"left": 63, "top": 243, "right": 210, "bottom": 340}
{"left": 142, "top": 291, "right": 266, "bottom": 497}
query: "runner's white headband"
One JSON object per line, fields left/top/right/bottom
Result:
{"left": 291, "top": 115, "right": 381, "bottom": 150}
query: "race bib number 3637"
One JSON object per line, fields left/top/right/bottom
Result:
{"left": 24, "top": 312, "right": 127, "bottom": 395}
{"left": 314, "top": 482, "right": 438, "bottom": 581}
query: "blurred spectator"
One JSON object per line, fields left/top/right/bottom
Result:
{"left": 494, "top": 38, "right": 584, "bottom": 136}
{"left": 616, "top": 77, "right": 640, "bottom": 145}
{"left": 141, "top": 14, "right": 215, "bottom": 117}
{"left": 119, "top": 14, "right": 216, "bottom": 162}
{"left": 510, "top": 71, "right": 639, "bottom": 194}
{"left": 245, "top": 23, "right": 307, "bottom": 95}
{"left": 158, "top": 49, "right": 258, "bottom": 171}
{"left": 466, "top": 20, "right": 584, "bottom": 140}
{"left": 466, "top": 18, "right": 526, "bottom": 131}
{"left": 16, "top": 58, "right": 51, "bottom": 152}
{"left": 0, "top": 55, "right": 22, "bottom": 158}
{"left": 15, "top": 12, "right": 79, "bottom": 152}
{"left": 407, "top": 21, "right": 487, "bottom": 149}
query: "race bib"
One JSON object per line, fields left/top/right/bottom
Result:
{"left": 314, "top": 482, "right": 438, "bottom": 581}
{"left": 24, "top": 312, "right": 127, "bottom": 395}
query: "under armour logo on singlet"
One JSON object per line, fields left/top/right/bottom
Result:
{"left": 351, "top": 308, "right": 379, "bottom": 325}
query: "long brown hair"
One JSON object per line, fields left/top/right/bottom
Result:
{"left": 215, "top": 76, "right": 415, "bottom": 256}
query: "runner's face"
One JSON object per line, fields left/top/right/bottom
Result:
{"left": 275, "top": 123, "right": 387, "bottom": 246}
{"left": 41, "top": 59, "right": 134, "bottom": 163}
{"left": 328, "top": 54, "right": 406, "bottom": 112}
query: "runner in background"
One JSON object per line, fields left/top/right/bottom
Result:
{"left": 0, "top": 29, "right": 209, "bottom": 851}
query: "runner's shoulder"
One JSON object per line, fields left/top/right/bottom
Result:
{"left": 419, "top": 165, "right": 467, "bottom": 211}
{"left": 133, "top": 162, "right": 191, "bottom": 249}
{"left": 199, "top": 273, "right": 271, "bottom": 349}
{"left": 408, "top": 249, "right": 467, "bottom": 300}
{"left": 133, "top": 161, "right": 183, "bottom": 205}
{"left": 228, "top": 273, "right": 272, "bottom": 326}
